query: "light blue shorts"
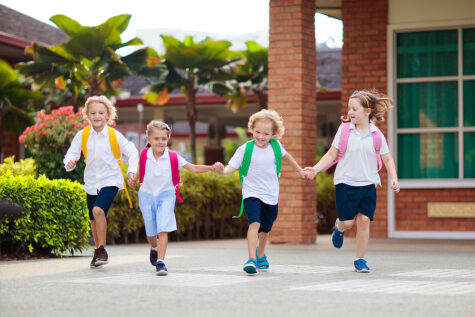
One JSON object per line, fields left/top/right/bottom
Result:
{"left": 138, "top": 190, "right": 177, "bottom": 236}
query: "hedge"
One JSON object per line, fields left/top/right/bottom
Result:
{"left": 0, "top": 172, "right": 90, "bottom": 256}
{"left": 107, "top": 169, "right": 247, "bottom": 243}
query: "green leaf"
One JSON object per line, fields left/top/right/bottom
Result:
{"left": 50, "top": 15, "right": 84, "bottom": 37}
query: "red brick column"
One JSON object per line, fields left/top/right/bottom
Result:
{"left": 341, "top": 0, "right": 389, "bottom": 237}
{"left": 268, "top": 0, "right": 317, "bottom": 243}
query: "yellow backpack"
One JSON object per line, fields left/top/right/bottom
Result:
{"left": 81, "top": 126, "right": 133, "bottom": 208}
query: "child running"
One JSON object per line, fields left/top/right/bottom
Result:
{"left": 304, "top": 89, "right": 400, "bottom": 273}
{"left": 129, "top": 120, "right": 222, "bottom": 276}
{"left": 218, "top": 109, "right": 305, "bottom": 274}
{"left": 64, "top": 95, "right": 139, "bottom": 268}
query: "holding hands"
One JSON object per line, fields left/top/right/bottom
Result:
{"left": 303, "top": 167, "right": 317, "bottom": 180}
{"left": 212, "top": 162, "right": 225, "bottom": 174}
{"left": 66, "top": 160, "right": 78, "bottom": 170}
{"left": 127, "top": 172, "right": 138, "bottom": 188}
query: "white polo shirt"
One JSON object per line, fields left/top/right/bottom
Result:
{"left": 63, "top": 126, "right": 139, "bottom": 195}
{"left": 332, "top": 122, "right": 389, "bottom": 186}
{"left": 229, "top": 141, "right": 287, "bottom": 205}
{"left": 139, "top": 148, "right": 188, "bottom": 196}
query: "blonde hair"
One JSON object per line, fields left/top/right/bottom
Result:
{"left": 342, "top": 89, "right": 393, "bottom": 122}
{"left": 82, "top": 96, "right": 117, "bottom": 125}
{"left": 146, "top": 120, "right": 171, "bottom": 138}
{"left": 248, "top": 109, "right": 285, "bottom": 139}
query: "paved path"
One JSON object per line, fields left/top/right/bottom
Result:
{"left": 1, "top": 236, "right": 475, "bottom": 316}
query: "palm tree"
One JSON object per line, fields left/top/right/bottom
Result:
{"left": 142, "top": 35, "right": 237, "bottom": 163}
{"left": 0, "top": 59, "right": 42, "bottom": 161}
{"left": 213, "top": 41, "right": 268, "bottom": 112}
{"left": 17, "top": 14, "right": 166, "bottom": 110}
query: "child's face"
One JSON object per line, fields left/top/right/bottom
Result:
{"left": 87, "top": 102, "right": 109, "bottom": 131}
{"left": 347, "top": 98, "right": 371, "bottom": 125}
{"left": 252, "top": 119, "right": 274, "bottom": 148}
{"left": 146, "top": 128, "right": 169, "bottom": 155}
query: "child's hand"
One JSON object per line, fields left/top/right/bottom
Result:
{"left": 391, "top": 179, "right": 400, "bottom": 193}
{"left": 303, "top": 167, "right": 317, "bottom": 180}
{"left": 212, "top": 162, "right": 224, "bottom": 174}
{"left": 127, "top": 172, "right": 137, "bottom": 188}
{"left": 66, "top": 160, "right": 78, "bottom": 170}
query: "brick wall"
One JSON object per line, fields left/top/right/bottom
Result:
{"left": 268, "top": 0, "right": 317, "bottom": 243}
{"left": 341, "top": 0, "right": 389, "bottom": 237}
{"left": 396, "top": 189, "right": 475, "bottom": 231}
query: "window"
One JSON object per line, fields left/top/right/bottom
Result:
{"left": 395, "top": 27, "right": 475, "bottom": 180}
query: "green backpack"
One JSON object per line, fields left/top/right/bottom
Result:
{"left": 234, "top": 138, "right": 283, "bottom": 218}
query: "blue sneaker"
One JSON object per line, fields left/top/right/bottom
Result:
{"left": 156, "top": 261, "right": 168, "bottom": 276}
{"left": 243, "top": 258, "right": 258, "bottom": 274}
{"left": 354, "top": 258, "right": 370, "bottom": 273}
{"left": 332, "top": 223, "right": 345, "bottom": 248}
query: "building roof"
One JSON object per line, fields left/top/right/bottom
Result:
{"left": 0, "top": 4, "right": 66, "bottom": 46}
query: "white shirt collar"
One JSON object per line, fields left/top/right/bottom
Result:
{"left": 147, "top": 147, "right": 169, "bottom": 161}
{"left": 349, "top": 122, "right": 377, "bottom": 135}
{"left": 90, "top": 125, "right": 108, "bottom": 136}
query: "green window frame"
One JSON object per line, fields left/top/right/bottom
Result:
{"left": 395, "top": 27, "right": 475, "bottom": 181}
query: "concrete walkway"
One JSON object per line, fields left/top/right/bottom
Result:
{"left": 1, "top": 235, "right": 474, "bottom": 317}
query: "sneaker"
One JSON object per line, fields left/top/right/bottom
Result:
{"left": 243, "top": 258, "right": 258, "bottom": 274}
{"left": 150, "top": 249, "right": 158, "bottom": 266}
{"left": 332, "top": 223, "right": 345, "bottom": 248}
{"left": 90, "top": 248, "right": 99, "bottom": 268}
{"left": 354, "top": 258, "right": 370, "bottom": 273}
{"left": 156, "top": 261, "right": 168, "bottom": 276}
{"left": 94, "top": 246, "right": 108, "bottom": 266}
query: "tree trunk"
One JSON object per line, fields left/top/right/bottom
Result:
{"left": 186, "top": 86, "right": 198, "bottom": 163}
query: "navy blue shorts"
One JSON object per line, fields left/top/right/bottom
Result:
{"left": 243, "top": 197, "right": 278, "bottom": 233}
{"left": 86, "top": 186, "right": 119, "bottom": 220}
{"left": 335, "top": 183, "right": 376, "bottom": 221}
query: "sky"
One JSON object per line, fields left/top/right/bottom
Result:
{"left": 1, "top": 0, "right": 343, "bottom": 50}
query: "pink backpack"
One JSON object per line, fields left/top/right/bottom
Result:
{"left": 323, "top": 122, "right": 383, "bottom": 172}
{"left": 139, "top": 147, "right": 183, "bottom": 203}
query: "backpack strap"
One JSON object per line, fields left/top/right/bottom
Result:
{"left": 372, "top": 126, "right": 383, "bottom": 172}
{"left": 168, "top": 150, "right": 183, "bottom": 203}
{"left": 139, "top": 147, "right": 149, "bottom": 184}
{"left": 269, "top": 138, "right": 282, "bottom": 177}
{"left": 107, "top": 127, "right": 133, "bottom": 209}
{"left": 234, "top": 141, "right": 255, "bottom": 218}
{"left": 323, "top": 122, "right": 350, "bottom": 172}
{"left": 81, "top": 126, "right": 91, "bottom": 162}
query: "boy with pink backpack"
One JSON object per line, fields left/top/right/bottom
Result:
{"left": 129, "top": 120, "right": 222, "bottom": 275}
{"left": 304, "top": 89, "right": 400, "bottom": 273}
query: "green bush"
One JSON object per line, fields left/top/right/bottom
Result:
{"left": 316, "top": 172, "right": 337, "bottom": 234}
{"left": 0, "top": 173, "right": 90, "bottom": 256}
{"left": 0, "top": 156, "right": 36, "bottom": 177}
{"left": 106, "top": 169, "right": 246, "bottom": 243}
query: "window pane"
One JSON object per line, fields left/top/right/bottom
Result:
{"left": 397, "top": 82, "right": 458, "bottom": 128}
{"left": 463, "top": 28, "right": 475, "bottom": 75}
{"left": 464, "top": 132, "right": 475, "bottom": 178}
{"left": 397, "top": 30, "right": 457, "bottom": 78}
{"left": 463, "top": 80, "right": 475, "bottom": 126}
{"left": 398, "top": 133, "right": 458, "bottom": 179}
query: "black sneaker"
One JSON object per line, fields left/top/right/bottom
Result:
{"left": 94, "top": 246, "right": 108, "bottom": 266}
{"left": 150, "top": 249, "right": 158, "bottom": 266}
{"left": 90, "top": 248, "right": 99, "bottom": 268}
{"left": 156, "top": 261, "right": 168, "bottom": 276}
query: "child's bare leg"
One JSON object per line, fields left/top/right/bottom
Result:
{"left": 247, "top": 222, "right": 260, "bottom": 259}
{"left": 92, "top": 206, "right": 107, "bottom": 247}
{"left": 257, "top": 232, "right": 268, "bottom": 258}
{"left": 90, "top": 220, "right": 99, "bottom": 249}
{"left": 355, "top": 213, "right": 370, "bottom": 258}
{"left": 338, "top": 219, "right": 355, "bottom": 231}
{"left": 147, "top": 235, "right": 158, "bottom": 249}
{"left": 157, "top": 232, "right": 168, "bottom": 260}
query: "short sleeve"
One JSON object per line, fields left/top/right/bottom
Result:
{"left": 331, "top": 125, "right": 343, "bottom": 149}
{"left": 379, "top": 133, "right": 390, "bottom": 155}
{"left": 277, "top": 140, "right": 287, "bottom": 157}
{"left": 228, "top": 144, "right": 245, "bottom": 169}
{"left": 177, "top": 153, "right": 188, "bottom": 169}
